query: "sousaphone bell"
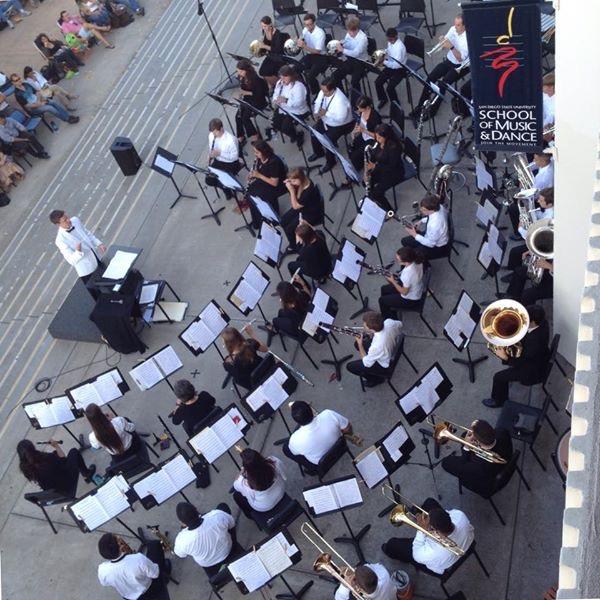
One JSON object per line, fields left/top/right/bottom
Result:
{"left": 480, "top": 299, "right": 529, "bottom": 358}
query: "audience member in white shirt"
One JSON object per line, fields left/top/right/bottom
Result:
{"left": 346, "top": 311, "right": 403, "bottom": 387}
{"left": 174, "top": 502, "right": 243, "bottom": 577}
{"left": 378, "top": 246, "right": 426, "bottom": 319}
{"left": 334, "top": 563, "right": 398, "bottom": 600}
{"left": 284, "top": 401, "right": 353, "bottom": 471}
{"left": 402, "top": 194, "right": 450, "bottom": 259}
{"left": 23, "top": 65, "right": 76, "bottom": 112}
{"left": 374, "top": 28, "right": 407, "bottom": 109}
{"left": 85, "top": 403, "right": 139, "bottom": 464}
{"left": 382, "top": 498, "right": 475, "bottom": 575}
{"left": 97, "top": 533, "right": 170, "bottom": 600}
{"left": 232, "top": 449, "right": 287, "bottom": 516}
{"left": 298, "top": 13, "right": 327, "bottom": 95}
{"left": 331, "top": 16, "right": 369, "bottom": 96}
{"left": 308, "top": 77, "right": 354, "bottom": 174}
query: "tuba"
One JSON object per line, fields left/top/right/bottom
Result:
{"left": 249, "top": 39, "right": 267, "bottom": 57}
{"left": 480, "top": 299, "right": 529, "bottom": 358}
{"left": 514, "top": 187, "right": 539, "bottom": 231}
{"left": 371, "top": 49, "right": 386, "bottom": 67}
{"left": 511, "top": 152, "right": 535, "bottom": 190}
{"left": 524, "top": 217, "right": 554, "bottom": 285}
{"left": 284, "top": 38, "right": 301, "bottom": 56}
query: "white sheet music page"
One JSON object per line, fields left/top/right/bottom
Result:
{"left": 356, "top": 449, "right": 387, "bottom": 488}
{"left": 458, "top": 292, "right": 473, "bottom": 314}
{"left": 163, "top": 453, "right": 196, "bottom": 490}
{"left": 444, "top": 315, "right": 464, "bottom": 348}
{"left": 250, "top": 195, "right": 279, "bottom": 223}
{"left": 93, "top": 373, "right": 122, "bottom": 404}
{"left": 212, "top": 413, "right": 243, "bottom": 449}
{"left": 475, "top": 156, "right": 493, "bottom": 190}
{"left": 154, "top": 345, "right": 183, "bottom": 376}
{"left": 102, "top": 250, "right": 137, "bottom": 280}
{"left": 129, "top": 360, "right": 163, "bottom": 391}
{"left": 414, "top": 380, "right": 439, "bottom": 414}
{"left": 272, "top": 368, "right": 287, "bottom": 385}
{"left": 72, "top": 495, "right": 108, "bottom": 531}
{"left": 258, "top": 536, "right": 293, "bottom": 577}
{"left": 181, "top": 320, "right": 213, "bottom": 351}
{"left": 228, "top": 552, "right": 271, "bottom": 592}
{"left": 97, "top": 475, "right": 130, "bottom": 517}
{"left": 107, "top": 369, "right": 123, "bottom": 385}
{"left": 233, "top": 280, "right": 261, "bottom": 312}
{"left": 50, "top": 396, "right": 76, "bottom": 425}
{"left": 244, "top": 263, "right": 268, "bottom": 294}
{"left": 70, "top": 383, "right": 102, "bottom": 409}
{"left": 133, "top": 472, "right": 164, "bottom": 502}
{"left": 190, "top": 427, "right": 227, "bottom": 463}
{"left": 154, "top": 154, "right": 175, "bottom": 175}
{"left": 202, "top": 302, "right": 228, "bottom": 337}
{"left": 23, "top": 402, "right": 52, "bottom": 428}
{"left": 399, "top": 386, "right": 422, "bottom": 414}
{"left": 382, "top": 426, "right": 409, "bottom": 462}
{"left": 352, "top": 199, "right": 385, "bottom": 239}
{"left": 303, "top": 485, "right": 339, "bottom": 514}
{"left": 478, "top": 242, "right": 493, "bottom": 269}
{"left": 261, "top": 375, "right": 289, "bottom": 410}
{"left": 333, "top": 477, "right": 363, "bottom": 508}
{"left": 139, "top": 283, "right": 159, "bottom": 305}
{"left": 246, "top": 387, "right": 268, "bottom": 412}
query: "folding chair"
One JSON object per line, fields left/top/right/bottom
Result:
{"left": 394, "top": 0, "right": 431, "bottom": 38}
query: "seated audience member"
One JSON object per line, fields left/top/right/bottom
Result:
{"left": 334, "top": 563, "right": 398, "bottom": 600}
{"left": 346, "top": 311, "right": 403, "bottom": 387}
{"left": 0, "top": 151, "right": 24, "bottom": 192}
{"left": 286, "top": 222, "right": 332, "bottom": 281}
{"left": 401, "top": 194, "right": 449, "bottom": 260}
{"left": 232, "top": 449, "right": 286, "bottom": 517}
{"left": 17, "top": 438, "right": 96, "bottom": 493}
{"left": 97, "top": 533, "right": 170, "bottom": 600}
{"left": 58, "top": 10, "right": 114, "bottom": 48}
{"left": 36, "top": 33, "right": 84, "bottom": 72}
{"left": 0, "top": 92, "right": 18, "bottom": 118}
{"left": 222, "top": 325, "right": 268, "bottom": 391}
{"left": 11, "top": 73, "right": 79, "bottom": 124}
{"left": 0, "top": 114, "right": 49, "bottom": 159}
{"left": 283, "top": 400, "right": 353, "bottom": 471}
{"left": 77, "top": 0, "right": 112, "bottom": 27}
{"left": 23, "top": 66, "right": 77, "bottom": 112}
{"left": 0, "top": 0, "right": 31, "bottom": 29}
{"left": 382, "top": 498, "right": 474, "bottom": 574}
{"left": 168, "top": 379, "right": 216, "bottom": 437}
{"left": 111, "top": 0, "right": 145, "bottom": 16}
{"left": 174, "top": 502, "right": 242, "bottom": 577}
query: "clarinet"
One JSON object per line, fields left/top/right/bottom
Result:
{"left": 363, "top": 141, "right": 378, "bottom": 197}
{"left": 208, "top": 136, "right": 216, "bottom": 167}
{"left": 318, "top": 322, "right": 366, "bottom": 338}
{"left": 271, "top": 78, "right": 284, "bottom": 130}
{"left": 243, "top": 158, "right": 259, "bottom": 198}
{"left": 358, "top": 260, "right": 401, "bottom": 282}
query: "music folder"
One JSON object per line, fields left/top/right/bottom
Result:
{"left": 241, "top": 367, "right": 296, "bottom": 422}
{"left": 254, "top": 222, "right": 282, "bottom": 268}
{"left": 66, "top": 368, "right": 129, "bottom": 410}
{"left": 68, "top": 475, "right": 134, "bottom": 532}
{"left": 332, "top": 238, "right": 366, "bottom": 286}
{"left": 23, "top": 395, "right": 78, "bottom": 429}
{"left": 443, "top": 291, "right": 481, "bottom": 352}
{"left": 179, "top": 300, "right": 230, "bottom": 356}
{"left": 351, "top": 198, "right": 386, "bottom": 244}
{"left": 129, "top": 344, "right": 183, "bottom": 391}
{"left": 227, "top": 262, "right": 270, "bottom": 316}
{"left": 301, "top": 288, "right": 337, "bottom": 338}
{"left": 303, "top": 475, "right": 363, "bottom": 516}
{"left": 132, "top": 451, "right": 196, "bottom": 509}
{"left": 397, "top": 363, "right": 453, "bottom": 425}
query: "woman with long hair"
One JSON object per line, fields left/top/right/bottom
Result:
{"left": 269, "top": 279, "right": 311, "bottom": 339}
{"left": 85, "top": 403, "right": 138, "bottom": 462}
{"left": 287, "top": 222, "right": 332, "bottom": 282}
{"left": 222, "top": 324, "right": 268, "bottom": 390}
{"left": 232, "top": 448, "right": 286, "bottom": 516}
{"left": 235, "top": 58, "right": 269, "bottom": 146}
{"left": 17, "top": 439, "right": 95, "bottom": 493}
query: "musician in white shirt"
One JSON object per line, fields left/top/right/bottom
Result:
{"left": 532, "top": 152, "right": 554, "bottom": 190}
{"left": 284, "top": 401, "right": 353, "bottom": 470}
{"left": 331, "top": 16, "right": 369, "bottom": 95}
{"left": 85, "top": 403, "right": 138, "bottom": 463}
{"left": 415, "top": 14, "right": 470, "bottom": 118}
{"left": 334, "top": 563, "right": 398, "bottom": 600}
{"left": 346, "top": 311, "right": 403, "bottom": 387}
{"left": 97, "top": 533, "right": 170, "bottom": 600}
{"left": 507, "top": 184, "right": 554, "bottom": 241}
{"left": 207, "top": 117, "right": 241, "bottom": 199}
{"left": 382, "top": 499, "right": 475, "bottom": 575}
{"left": 174, "top": 502, "right": 243, "bottom": 577}
{"left": 307, "top": 77, "right": 354, "bottom": 174}
{"left": 402, "top": 194, "right": 449, "bottom": 259}
{"left": 374, "top": 28, "right": 407, "bottom": 109}
{"left": 269, "top": 65, "right": 310, "bottom": 146}
{"left": 298, "top": 13, "right": 327, "bottom": 95}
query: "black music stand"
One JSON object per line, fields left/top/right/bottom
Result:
{"left": 254, "top": 221, "right": 285, "bottom": 281}
{"left": 444, "top": 290, "right": 487, "bottom": 383}
{"left": 279, "top": 108, "right": 321, "bottom": 174}
{"left": 475, "top": 187, "right": 501, "bottom": 232}
{"left": 227, "top": 261, "right": 271, "bottom": 326}
{"left": 233, "top": 96, "right": 271, "bottom": 141}
{"left": 178, "top": 299, "right": 231, "bottom": 360}
{"left": 477, "top": 222, "right": 507, "bottom": 302}
{"left": 428, "top": 0, "right": 447, "bottom": 37}
{"left": 23, "top": 396, "right": 83, "bottom": 448}
{"left": 332, "top": 238, "right": 372, "bottom": 318}
{"left": 151, "top": 147, "right": 197, "bottom": 209}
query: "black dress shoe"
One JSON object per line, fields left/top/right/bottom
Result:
{"left": 377, "top": 99, "right": 388, "bottom": 110}
{"left": 264, "top": 127, "right": 273, "bottom": 141}
{"left": 318, "top": 163, "right": 334, "bottom": 175}
{"left": 296, "top": 130, "right": 305, "bottom": 147}
{"left": 307, "top": 153, "right": 322, "bottom": 162}
{"left": 67, "top": 116, "right": 80, "bottom": 124}
{"left": 340, "top": 180, "right": 353, "bottom": 190}
{"left": 482, "top": 398, "right": 502, "bottom": 408}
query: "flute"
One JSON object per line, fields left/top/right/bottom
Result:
{"left": 37, "top": 440, "right": 63, "bottom": 445}
{"left": 268, "top": 350, "right": 314, "bottom": 386}
{"left": 290, "top": 267, "right": 301, "bottom": 283}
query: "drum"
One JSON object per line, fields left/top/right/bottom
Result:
{"left": 552, "top": 428, "right": 570, "bottom": 482}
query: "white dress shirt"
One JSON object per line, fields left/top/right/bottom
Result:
{"left": 89, "top": 416, "right": 135, "bottom": 456}
{"left": 273, "top": 80, "right": 309, "bottom": 115}
{"left": 55, "top": 216, "right": 104, "bottom": 277}
{"left": 313, "top": 89, "right": 353, "bottom": 129}
{"left": 543, "top": 92, "right": 555, "bottom": 126}
{"left": 302, "top": 25, "right": 326, "bottom": 52}
{"left": 415, "top": 210, "right": 449, "bottom": 248}
{"left": 334, "top": 563, "right": 397, "bottom": 600}
{"left": 533, "top": 161, "right": 554, "bottom": 189}
{"left": 233, "top": 456, "right": 286, "bottom": 511}
{"left": 363, "top": 318, "right": 403, "bottom": 368}
{"left": 174, "top": 509, "right": 234, "bottom": 567}
{"left": 412, "top": 509, "right": 474, "bottom": 574}
{"left": 25, "top": 70, "right": 50, "bottom": 91}
{"left": 400, "top": 263, "right": 424, "bottom": 300}
{"left": 384, "top": 38, "right": 406, "bottom": 69}
{"left": 342, "top": 29, "right": 368, "bottom": 60}
{"left": 288, "top": 409, "right": 349, "bottom": 465}
{"left": 444, "top": 26, "right": 469, "bottom": 65}
{"left": 98, "top": 553, "right": 159, "bottom": 600}
{"left": 208, "top": 130, "right": 239, "bottom": 164}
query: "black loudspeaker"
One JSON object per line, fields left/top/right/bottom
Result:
{"left": 110, "top": 136, "right": 142, "bottom": 176}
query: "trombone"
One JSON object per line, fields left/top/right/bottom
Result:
{"left": 381, "top": 486, "right": 464, "bottom": 557}
{"left": 425, "top": 415, "right": 507, "bottom": 464}
{"left": 301, "top": 522, "right": 369, "bottom": 599}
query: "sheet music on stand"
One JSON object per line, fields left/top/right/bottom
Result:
{"left": 303, "top": 475, "right": 363, "bottom": 516}
{"left": 68, "top": 475, "right": 132, "bottom": 532}
{"left": 353, "top": 422, "right": 414, "bottom": 488}
{"left": 188, "top": 404, "right": 249, "bottom": 464}
{"left": 207, "top": 166, "right": 244, "bottom": 192}
{"left": 129, "top": 345, "right": 183, "bottom": 391}
{"left": 228, "top": 261, "right": 270, "bottom": 316}
{"left": 351, "top": 198, "right": 386, "bottom": 244}
{"left": 397, "top": 363, "right": 453, "bottom": 425}
{"left": 248, "top": 195, "right": 280, "bottom": 225}
{"left": 101, "top": 250, "right": 139, "bottom": 281}
{"left": 242, "top": 367, "right": 290, "bottom": 419}
{"left": 132, "top": 451, "right": 196, "bottom": 508}
{"left": 332, "top": 238, "right": 366, "bottom": 286}
{"left": 443, "top": 291, "right": 481, "bottom": 351}
{"left": 151, "top": 146, "right": 177, "bottom": 177}
{"left": 66, "top": 368, "right": 128, "bottom": 410}
{"left": 477, "top": 222, "right": 506, "bottom": 276}
{"left": 302, "top": 288, "right": 336, "bottom": 338}
{"left": 228, "top": 529, "right": 299, "bottom": 594}
{"left": 23, "top": 395, "right": 78, "bottom": 429}
{"left": 179, "top": 300, "right": 230, "bottom": 356}
{"left": 254, "top": 222, "right": 282, "bottom": 268}
{"left": 475, "top": 188, "right": 501, "bottom": 228}
{"left": 474, "top": 156, "right": 494, "bottom": 192}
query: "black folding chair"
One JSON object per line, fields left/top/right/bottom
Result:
{"left": 273, "top": 0, "right": 307, "bottom": 36}
{"left": 24, "top": 487, "right": 78, "bottom": 534}
{"left": 354, "top": 0, "right": 386, "bottom": 34}
{"left": 316, "top": 0, "right": 343, "bottom": 36}
{"left": 394, "top": 0, "right": 431, "bottom": 38}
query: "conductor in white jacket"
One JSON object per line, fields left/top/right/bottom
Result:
{"left": 50, "top": 210, "right": 106, "bottom": 295}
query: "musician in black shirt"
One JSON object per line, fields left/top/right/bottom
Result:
{"left": 257, "top": 16, "right": 290, "bottom": 89}
{"left": 270, "top": 280, "right": 311, "bottom": 340}
{"left": 347, "top": 96, "right": 382, "bottom": 176}
{"left": 222, "top": 325, "right": 268, "bottom": 391}
{"left": 280, "top": 167, "right": 324, "bottom": 251}
{"left": 169, "top": 380, "right": 217, "bottom": 437}
{"left": 17, "top": 438, "right": 95, "bottom": 494}
{"left": 235, "top": 59, "right": 269, "bottom": 145}
{"left": 287, "top": 222, "right": 332, "bottom": 282}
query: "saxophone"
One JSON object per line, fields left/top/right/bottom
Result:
{"left": 146, "top": 525, "right": 174, "bottom": 553}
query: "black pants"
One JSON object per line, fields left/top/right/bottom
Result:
{"left": 55, "top": 48, "right": 84, "bottom": 70}
{"left": 301, "top": 54, "right": 328, "bottom": 95}
{"left": 235, "top": 105, "right": 258, "bottom": 138}
{"left": 506, "top": 265, "right": 553, "bottom": 304}
{"left": 491, "top": 367, "right": 522, "bottom": 405}
{"left": 441, "top": 454, "right": 495, "bottom": 496}
{"left": 507, "top": 244, "right": 527, "bottom": 270}
{"left": 140, "top": 541, "right": 170, "bottom": 600}
{"left": 375, "top": 67, "right": 405, "bottom": 104}
{"left": 287, "top": 257, "right": 331, "bottom": 282}
{"left": 418, "top": 59, "right": 470, "bottom": 116}
{"left": 282, "top": 441, "right": 319, "bottom": 474}
{"left": 346, "top": 335, "right": 390, "bottom": 384}
{"left": 370, "top": 172, "right": 404, "bottom": 212}
{"left": 378, "top": 284, "right": 421, "bottom": 320}
{"left": 12, "top": 132, "right": 46, "bottom": 158}
{"left": 507, "top": 201, "right": 520, "bottom": 235}
{"left": 232, "top": 491, "right": 254, "bottom": 519}
{"left": 109, "top": 432, "right": 141, "bottom": 466}
{"left": 272, "top": 110, "right": 309, "bottom": 143}
{"left": 401, "top": 235, "right": 449, "bottom": 260}
{"left": 310, "top": 119, "right": 355, "bottom": 167}
{"left": 57, "top": 448, "right": 93, "bottom": 494}
{"left": 349, "top": 136, "right": 368, "bottom": 173}
{"left": 80, "top": 260, "right": 102, "bottom": 300}
{"left": 332, "top": 59, "right": 366, "bottom": 101}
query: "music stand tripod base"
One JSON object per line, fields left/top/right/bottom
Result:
{"left": 334, "top": 512, "right": 370, "bottom": 563}
{"left": 169, "top": 176, "right": 197, "bottom": 209}
{"left": 276, "top": 576, "right": 313, "bottom": 599}
{"left": 452, "top": 346, "right": 487, "bottom": 384}
{"left": 321, "top": 336, "right": 352, "bottom": 381}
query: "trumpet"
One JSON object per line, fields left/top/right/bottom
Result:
{"left": 480, "top": 299, "right": 529, "bottom": 359}
{"left": 301, "top": 522, "right": 369, "bottom": 599}
{"left": 381, "top": 486, "right": 464, "bottom": 557}
{"left": 425, "top": 415, "right": 507, "bottom": 464}
{"left": 455, "top": 57, "right": 470, "bottom": 73}
{"left": 426, "top": 38, "right": 448, "bottom": 56}
{"left": 249, "top": 39, "right": 267, "bottom": 57}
